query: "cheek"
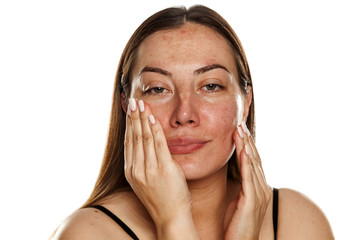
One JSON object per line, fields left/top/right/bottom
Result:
{"left": 202, "top": 98, "right": 243, "bottom": 158}
{"left": 200, "top": 102, "right": 238, "bottom": 165}
{"left": 201, "top": 96, "right": 242, "bottom": 130}
{"left": 146, "top": 102, "right": 172, "bottom": 127}
{"left": 201, "top": 102, "right": 238, "bottom": 153}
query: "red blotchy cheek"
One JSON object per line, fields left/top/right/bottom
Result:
{"left": 220, "top": 106, "right": 237, "bottom": 128}
{"left": 202, "top": 103, "right": 237, "bottom": 130}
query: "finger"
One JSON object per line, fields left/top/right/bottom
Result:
{"left": 239, "top": 122, "right": 263, "bottom": 198}
{"left": 247, "top": 141, "right": 266, "bottom": 184}
{"left": 250, "top": 154, "right": 269, "bottom": 192}
{"left": 241, "top": 121, "right": 263, "bottom": 169}
{"left": 241, "top": 122, "right": 270, "bottom": 198}
{"left": 241, "top": 121, "right": 267, "bottom": 182}
{"left": 246, "top": 144, "right": 264, "bottom": 200}
{"left": 239, "top": 147, "right": 256, "bottom": 198}
{"left": 240, "top": 121, "right": 264, "bottom": 175}
{"left": 138, "top": 100, "right": 158, "bottom": 169}
{"left": 148, "top": 113, "right": 173, "bottom": 167}
{"left": 129, "top": 98, "right": 145, "bottom": 174}
{"left": 235, "top": 124, "right": 258, "bottom": 198}
{"left": 251, "top": 157, "right": 271, "bottom": 199}
{"left": 250, "top": 157, "right": 272, "bottom": 207}
{"left": 124, "top": 113, "right": 133, "bottom": 179}
{"left": 234, "top": 125, "right": 245, "bottom": 165}
{"left": 248, "top": 135, "right": 263, "bottom": 168}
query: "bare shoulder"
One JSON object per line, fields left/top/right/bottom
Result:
{"left": 51, "top": 208, "right": 114, "bottom": 240}
{"left": 278, "top": 188, "right": 334, "bottom": 240}
{"left": 51, "top": 191, "right": 155, "bottom": 240}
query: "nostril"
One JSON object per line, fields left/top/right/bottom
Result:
{"left": 175, "top": 120, "right": 194, "bottom": 125}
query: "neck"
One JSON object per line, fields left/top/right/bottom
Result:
{"left": 187, "top": 165, "right": 239, "bottom": 238}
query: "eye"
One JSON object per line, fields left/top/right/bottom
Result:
{"left": 201, "top": 83, "right": 223, "bottom": 92}
{"left": 152, "top": 87, "right": 165, "bottom": 93}
{"left": 144, "top": 87, "right": 170, "bottom": 95}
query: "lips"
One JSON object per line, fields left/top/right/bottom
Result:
{"left": 167, "top": 137, "right": 209, "bottom": 154}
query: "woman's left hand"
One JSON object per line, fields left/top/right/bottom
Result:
{"left": 224, "top": 121, "right": 272, "bottom": 240}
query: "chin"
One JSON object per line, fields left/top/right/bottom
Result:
{"left": 171, "top": 143, "right": 235, "bottom": 181}
{"left": 174, "top": 155, "right": 229, "bottom": 181}
{"left": 173, "top": 156, "right": 201, "bottom": 179}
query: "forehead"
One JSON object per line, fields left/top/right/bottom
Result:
{"left": 134, "top": 23, "right": 237, "bottom": 74}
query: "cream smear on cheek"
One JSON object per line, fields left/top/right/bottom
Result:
{"left": 225, "top": 72, "right": 245, "bottom": 126}
{"left": 235, "top": 93, "right": 245, "bottom": 125}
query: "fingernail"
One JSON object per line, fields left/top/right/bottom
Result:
{"left": 138, "top": 100, "right": 144, "bottom": 112}
{"left": 129, "top": 98, "right": 136, "bottom": 111}
{"left": 237, "top": 125, "right": 244, "bottom": 138}
{"left": 149, "top": 114, "right": 155, "bottom": 125}
{"left": 241, "top": 121, "right": 251, "bottom": 136}
{"left": 245, "top": 144, "right": 251, "bottom": 155}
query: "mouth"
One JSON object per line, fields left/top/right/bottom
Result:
{"left": 167, "top": 137, "right": 209, "bottom": 155}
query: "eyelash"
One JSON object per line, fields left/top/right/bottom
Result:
{"left": 143, "top": 83, "right": 223, "bottom": 95}
{"left": 144, "top": 87, "right": 170, "bottom": 95}
{"left": 201, "top": 83, "right": 224, "bottom": 92}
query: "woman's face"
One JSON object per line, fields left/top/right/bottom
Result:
{"left": 129, "top": 23, "right": 247, "bottom": 180}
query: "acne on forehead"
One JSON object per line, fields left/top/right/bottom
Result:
{"left": 132, "top": 23, "right": 239, "bottom": 81}
{"left": 142, "top": 25, "right": 232, "bottom": 59}
{"left": 148, "top": 23, "right": 224, "bottom": 45}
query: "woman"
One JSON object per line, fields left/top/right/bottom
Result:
{"left": 53, "top": 5, "right": 334, "bottom": 240}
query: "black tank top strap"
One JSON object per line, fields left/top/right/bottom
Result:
{"left": 90, "top": 205, "right": 139, "bottom": 240}
{"left": 272, "top": 188, "right": 279, "bottom": 240}
{"left": 90, "top": 190, "right": 279, "bottom": 240}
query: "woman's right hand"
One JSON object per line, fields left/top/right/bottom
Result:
{"left": 124, "top": 98, "right": 199, "bottom": 239}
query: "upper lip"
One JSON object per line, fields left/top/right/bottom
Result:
{"left": 167, "top": 137, "right": 209, "bottom": 146}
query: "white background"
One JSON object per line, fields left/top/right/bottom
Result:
{"left": 1, "top": 0, "right": 359, "bottom": 239}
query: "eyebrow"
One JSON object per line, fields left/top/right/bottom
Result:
{"left": 139, "top": 64, "right": 229, "bottom": 77}
{"left": 193, "top": 64, "right": 230, "bottom": 75}
{"left": 140, "top": 66, "right": 173, "bottom": 77}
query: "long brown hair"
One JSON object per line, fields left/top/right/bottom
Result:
{"left": 82, "top": 5, "right": 255, "bottom": 208}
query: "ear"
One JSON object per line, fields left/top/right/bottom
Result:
{"left": 243, "top": 86, "right": 253, "bottom": 122}
{"left": 121, "top": 92, "right": 127, "bottom": 114}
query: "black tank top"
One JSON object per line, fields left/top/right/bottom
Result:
{"left": 91, "top": 188, "right": 279, "bottom": 240}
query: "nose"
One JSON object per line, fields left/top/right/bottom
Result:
{"left": 170, "top": 93, "right": 199, "bottom": 127}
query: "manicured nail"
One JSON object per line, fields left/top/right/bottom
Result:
{"left": 241, "top": 121, "right": 251, "bottom": 136}
{"left": 129, "top": 98, "right": 136, "bottom": 111}
{"left": 138, "top": 100, "right": 144, "bottom": 112}
{"left": 149, "top": 114, "right": 155, "bottom": 125}
{"left": 237, "top": 125, "right": 244, "bottom": 138}
{"left": 245, "top": 144, "right": 251, "bottom": 155}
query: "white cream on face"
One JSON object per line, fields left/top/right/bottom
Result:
{"left": 130, "top": 71, "right": 175, "bottom": 105}
{"left": 235, "top": 93, "right": 245, "bottom": 125}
